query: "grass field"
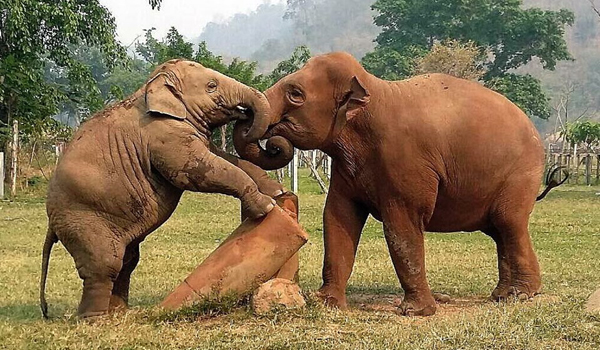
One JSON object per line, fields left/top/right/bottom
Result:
{"left": 1, "top": 173, "right": 599, "bottom": 349}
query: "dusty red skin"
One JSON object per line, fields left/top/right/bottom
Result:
{"left": 160, "top": 201, "right": 309, "bottom": 310}
{"left": 235, "top": 52, "right": 564, "bottom": 317}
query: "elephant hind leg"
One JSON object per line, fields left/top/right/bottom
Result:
{"left": 61, "top": 224, "right": 126, "bottom": 318}
{"left": 483, "top": 227, "right": 512, "bottom": 300}
{"left": 488, "top": 182, "right": 541, "bottom": 300}
{"left": 109, "top": 243, "right": 140, "bottom": 311}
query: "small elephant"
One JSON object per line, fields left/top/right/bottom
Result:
{"left": 40, "top": 59, "right": 282, "bottom": 318}
{"left": 234, "top": 52, "right": 564, "bottom": 316}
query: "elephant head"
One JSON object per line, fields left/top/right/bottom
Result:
{"left": 146, "top": 59, "right": 271, "bottom": 142}
{"left": 233, "top": 52, "right": 370, "bottom": 170}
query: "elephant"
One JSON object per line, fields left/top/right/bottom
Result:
{"left": 233, "top": 52, "right": 565, "bottom": 316}
{"left": 40, "top": 59, "right": 283, "bottom": 318}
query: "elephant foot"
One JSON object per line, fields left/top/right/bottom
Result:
{"left": 490, "top": 284, "right": 511, "bottom": 301}
{"left": 314, "top": 287, "right": 348, "bottom": 310}
{"left": 108, "top": 295, "right": 128, "bottom": 311}
{"left": 78, "top": 310, "right": 108, "bottom": 319}
{"left": 396, "top": 293, "right": 436, "bottom": 317}
{"left": 432, "top": 292, "right": 452, "bottom": 304}
{"left": 490, "top": 282, "right": 540, "bottom": 302}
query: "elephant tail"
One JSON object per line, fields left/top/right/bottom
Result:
{"left": 536, "top": 166, "right": 569, "bottom": 201}
{"left": 40, "top": 228, "right": 58, "bottom": 319}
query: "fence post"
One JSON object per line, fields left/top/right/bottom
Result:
{"left": 326, "top": 156, "right": 332, "bottom": 180}
{"left": 0, "top": 152, "right": 4, "bottom": 199}
{"left": 586, "top": 154, "right": 592, "bottom": 186}
{"left": 596, "top": 155, "right": 600, "bottom": 185}
{"left": 291, "top": 148, "right": 298, "bottom": 193}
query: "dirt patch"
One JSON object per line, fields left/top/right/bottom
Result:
{"left": 347, "top": 293, "right": 560, "bottom": 318}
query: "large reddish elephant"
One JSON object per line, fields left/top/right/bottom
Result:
{"left": 233, "top": 52, "right": 564, "bottom": 316}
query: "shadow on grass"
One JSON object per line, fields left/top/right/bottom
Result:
{"left": 0, "top": 302, "right": 72, "bottom": 322}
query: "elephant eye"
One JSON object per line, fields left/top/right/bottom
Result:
{"left": 288, "top": 88, "right": 305, "bottom": 105}
{"left": 207, "top": 81, "right": 218, "bottom": 93}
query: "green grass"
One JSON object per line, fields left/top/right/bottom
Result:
{"left": 1, "top": 172, "right": 599, "bottom": 349}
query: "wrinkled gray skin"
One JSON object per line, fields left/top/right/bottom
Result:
{"left": 40, "top": 59, "right": 283, "bottom": 318}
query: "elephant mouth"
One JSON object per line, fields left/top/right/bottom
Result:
{"left": 234, "top": 105, "right": 251, "bottom": 120}
{"left": 220, "top": 104, "right": 253, "bottom": 122}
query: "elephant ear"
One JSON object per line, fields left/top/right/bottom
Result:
{"left": 341, "top": 76, "right": 370, "bottom": 121}
{"left": 145, "top": 71, "right": 187, "bottom": 120}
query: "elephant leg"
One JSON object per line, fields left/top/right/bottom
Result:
{"left": 383, "top": 206, "right": 436, "bottom": 317}
{"left": 492, "top": 219, "right": 540, "bottom": 299}
{"left": 483, "top": 227, "right": 512, "bottom": 300}
{"left": 316, "top": 185, "right": 368, "bottom": 309}
{"left": 109, "top": 243, "right": 140, "bottom": 311}
{"left": 490, "top": 183, "right": 541, "bottom": 300}
{"left": 63, "top": 227, "right": 126, "bottom": 318}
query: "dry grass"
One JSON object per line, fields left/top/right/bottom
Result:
{"left": 1, "top": 175, "right": 599, "bottom": 349}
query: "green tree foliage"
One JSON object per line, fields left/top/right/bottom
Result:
{"left": 136, "top": 27, "right": 194, "bottom": 66}
{"left": 364, "top": 0, "right": 574, "bottom": 120}
{"left": 562, "top": 121, "right": 600, "bottom": 149}
{"left": 487, "top": 73, "right": 552, "bottom": 121}
{"left": 267, "top": 45, "right": 311, "bottom": 84}
{"left": 0, "top": 0, "right": 124, "bottom": 143}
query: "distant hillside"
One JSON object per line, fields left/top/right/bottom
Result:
{"left": 196, "top": 0, "right": 379, "bottom": 72}
{"left": 196, "top": 0, "right": 600, "bottom": 128}
{"left": 196, "top": 3, "right": 292, "bottom": 64}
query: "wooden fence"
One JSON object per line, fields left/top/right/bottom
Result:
{"left": 547, "top": 150, "right": 600, "bottom": 185}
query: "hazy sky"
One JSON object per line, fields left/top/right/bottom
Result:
{"left": 100, "top": 0, "right": 282, "bottom": 45}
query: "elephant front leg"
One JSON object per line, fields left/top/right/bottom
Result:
{"left": 316, "top": 185, "right": 368, "bottom": 309}
{"left": 109, "top": 243, "right": 140, "bottom": 311}
{"left": 383, "top": 206, "right": 436, "bottom": 316}
{"left": 210, "top": 143, "right": 284, "bottom": 199}
{"left": 152, "top": 137, "right": 275, "bottom": 219}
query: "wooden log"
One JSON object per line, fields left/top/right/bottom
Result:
{"left": 160, "top": 199, "right": 309, "bottom": 310}
{"left": 273, "top": 193, "right": 300, "bottom": 282}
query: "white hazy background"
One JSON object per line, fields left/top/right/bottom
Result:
{"left": 100, "top": 0, "right": 281, "bottom": 45}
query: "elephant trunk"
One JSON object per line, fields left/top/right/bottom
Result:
{"left": 232, "top": 85, "right": 295, "bottom": 170}
{"left": 231, "top": 84, "right": 273, "bottom": 143}
{"left": 233, "top": 121, "right": 295, "bottom": 170}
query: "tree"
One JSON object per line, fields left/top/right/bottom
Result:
{"left": 149, "top": 0, "right": 161, "bottom": 9}
{"left": 136, "top": 27, "right": 194, "bottom": 67}
{"left": 268, "top": 45, "right": 311, "bottom": 84}
{"left": 364, "top": 0, "right": 574, "bottom": 120}
{"left": 562, "top": 121, "right": 600, "bottom": 150}
{"left": 0, "top": 0, "right": 124, "bottom": 197}
{"left": 415, "top": 40, "right": 485, "bottom": 80}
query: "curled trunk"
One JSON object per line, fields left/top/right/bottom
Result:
{"left": 233, "top": 120, "right": 294, "bottom": 170}
{"left": 232, "top": 85, "right": 273, "bottom": 143}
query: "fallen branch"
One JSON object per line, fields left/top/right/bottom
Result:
{"left": 300, "top": 152, "right": 328, "bottom": 194}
